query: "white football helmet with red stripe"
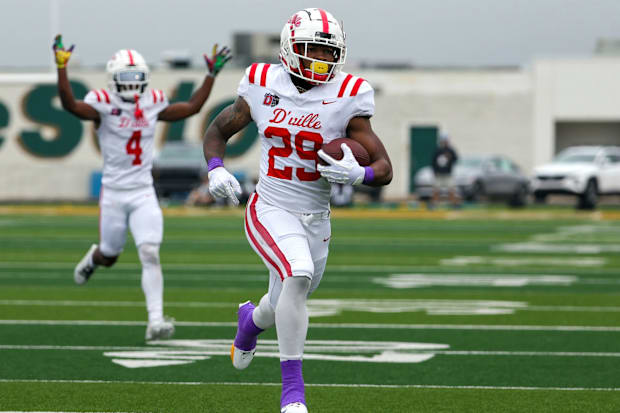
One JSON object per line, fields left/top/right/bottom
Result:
{"left": 106, "top": 49, "right": 150, "bottom": 101}
{"left": 280, "top": 8, "right": 346, "bottom": 84}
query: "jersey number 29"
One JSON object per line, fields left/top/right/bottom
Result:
{"left": 126, "top": 131, "right": 143, "bottom": 165}
{"left": 265, "top": 126, "right": 322, "bottom": 181}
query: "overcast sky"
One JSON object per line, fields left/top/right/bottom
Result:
{"left": 4, "top": 0, "right": 620, "bottom": 69}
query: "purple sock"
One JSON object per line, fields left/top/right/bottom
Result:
{"left": 233, "top": 302, "right": 263, "bottom": 351}
{"left": 281, "top": 359, "right": 305, "bottom": 407}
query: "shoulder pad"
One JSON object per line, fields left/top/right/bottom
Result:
{"left": 87, "top": 89, "right": 111, "bottom": 104}
{"left": 149, "top": 89, "right": 166, "bottom": 104}
{"left": 247, "top": 63, "right": 272, "bottom": 87}
{"left": 337, "top": 74, "right": 370, "bottom": 98}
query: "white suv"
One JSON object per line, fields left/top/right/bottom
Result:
{"left": 530, "top": 146, "right": 620, "bottom": 209}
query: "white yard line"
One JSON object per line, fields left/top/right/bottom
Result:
{"left": 0, "top": 262, "right": 436, "bottom": 273}
{"left": 0, "top": 319, "right": 619, "bottom": 331}
{"left": 0, "top": 300, "right": 234, "bottom": 308}
{"left": 2, "top": 271, "right": 620, "bottom": 287}
{"left": 0, "top": 379, "right": 618, "bottom": 392}
{"left": 0, "top": 345, "right": 178, "bottom": 351}
{"left": 2, "top": 299, "right": 620, "bottom": 313}
{"left": 2, "top": 344, "right": 620, "bottom": 358}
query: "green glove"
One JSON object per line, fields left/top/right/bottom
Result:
{"left": 204, "top": 44, "right": 232, "bottom": 77}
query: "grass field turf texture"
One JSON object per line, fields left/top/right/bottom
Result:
{"left": 0, "top": 206, "right": 619, "bottom": 412}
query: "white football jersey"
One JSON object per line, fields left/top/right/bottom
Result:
{"left": 237, "top": 63, "right": 374, "bottom": 213}
{"left": 84, "top": 88, "right": 169, "bottom": 189}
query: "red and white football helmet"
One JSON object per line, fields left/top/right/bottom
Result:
{"left": 280, "top": 8, "right": 346, "bottom": 84}
{"left": 106, "top": 49, "right": 149, "bottom": 101}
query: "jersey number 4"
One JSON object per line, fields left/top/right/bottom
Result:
{"left": 265, "top": 126, "right": 322, "bottom": 181}
{"left": 126, "top": 131, "right": 143, "bottom": 165}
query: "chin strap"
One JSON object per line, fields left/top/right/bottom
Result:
{"left": 133, "top": 94, "right": 143, "bottom": 119}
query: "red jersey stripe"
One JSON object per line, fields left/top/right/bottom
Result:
{"left": 127, "top": 49, "right": 135, "bottom": 66}
{"left": 249, "top": 63, "right": 259, "bottom": 84}
{"left": 249, "top": 193, "right": 292, "bottom": 278}
{"left": 350, "top": 78, "right": 365, "bottom": 97}
{"left": 245, "top": 194, "right": 285, "bottom": 280}
{"left": 338, "top": 74, "right": 353, "bottom": 98}
{"left": 151, "top": 90, "right": 157, "bottom": 104}
{"left": 100, "top": 89, "right": 110, "bottom": 104}
{"left": 93, "top": 90, "right": 101, "bottom": 102}
{"left": 260, "top": 64, "right": 271, "bottom": 87}
{"left": 318, "top": 9, "right": 329, "bottom": 33}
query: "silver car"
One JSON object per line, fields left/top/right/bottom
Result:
{"left": 414, "top": 155, "right": 529, "bottom": 207}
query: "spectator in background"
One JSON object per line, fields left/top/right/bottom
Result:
{"left": 185, "top": 172, "right": 216, "bottom": 207}
{"left": 431, "top": 133, "right": 460, "bottom": 208}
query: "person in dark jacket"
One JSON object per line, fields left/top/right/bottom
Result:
{"left": 431, "top": 133, "right": 460, "bottom": 207}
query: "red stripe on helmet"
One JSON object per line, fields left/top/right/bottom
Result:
{"left": 151, "top": 90, "right": 157, "bottom": 104}
{"left": 249, "top": 63, "right": 258, "bottom": 84}
{"left": 318, "top": 9, "right": 329, "bottom": 33}
{"left": 100, "top": 89, "right": 110, "bottom": 104}
{"left": 127, "top": 50, "right": 135, "bottom": 66}
{"left": 338, "top": 74, "right": 353, "bottom": 97}
{"left": 93, "top": 90, "right": 101, "bottom": 102}
{"left": 158, "top": 90, "right": 164, "bottom": 102}
{"left": 260, "top": 64, "right": 270, "bottom": 87}
{"left": 350, "top": 78, "right": 365, "bottom": 97}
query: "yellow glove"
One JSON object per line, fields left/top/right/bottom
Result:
{"left": 52, "top": 34, "right": 74, "bottom": 69}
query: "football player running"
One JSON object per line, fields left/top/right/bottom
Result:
{"left": 53, "top": 35, "right": 230, "bottom": 341}
{"left": 202, "top": 9, "right": 392, "bottom": 413}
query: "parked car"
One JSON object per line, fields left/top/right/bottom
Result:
{"left": 152, "top": 141, "right": 254, "bottom": 204}
{"left": 152, "top": 142, "right": 207, "bottom": 200}
{"left": 530, "top": 146, "right": 620, "bottom": 209}
{"left": 415, "top": 155, "right": 529, "bottom": 207}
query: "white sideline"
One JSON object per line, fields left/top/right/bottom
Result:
{"left": 1, "top": 319, "right": 619, "bottom": 332}
{"left": 0, "top": 379, "right": 618, "bottom": 392}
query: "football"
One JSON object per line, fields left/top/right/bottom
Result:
{"left": 319, "top": 137, "right": 371, "bottom": 166}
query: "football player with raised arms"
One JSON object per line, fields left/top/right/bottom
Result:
{"left": 202, "top": 9, "right": 392, "bottom": 413}
{"left": 53, "top": 35, "right": 231, "bottom": 340}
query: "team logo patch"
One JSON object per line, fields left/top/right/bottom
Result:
{"left": 110, "top": 108, "right": 122, "bottom": 116}
{"left": 263, "top": 93, "right": 280, "bottom": 107}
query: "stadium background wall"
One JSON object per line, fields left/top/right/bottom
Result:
{"left": 0, "top": 57, "right": 619, "bottom": 201}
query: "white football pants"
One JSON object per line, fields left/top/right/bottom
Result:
{"left": 244, "top": 192, "right": 330, "bottom": 359}
{"left": 98, "top": 185, "right": 163, "bottom": 256}
{"left": 98, "top": 185, "right": 165, "bottom": 323}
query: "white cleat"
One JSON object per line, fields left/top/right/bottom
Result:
{"left": 230, "top": 343, "right": 256, "bottom": 370}
{"left": 281, "top": 402, "right": 308, "bottom": 413}
{"left": 231, "top": 300, "right": 257, "bottom": 370}
{"left": 74, "top": 244, "right": 98, "bottom": 285}
{"left": 145, "top": 317, "right": 175, "bottom": 340}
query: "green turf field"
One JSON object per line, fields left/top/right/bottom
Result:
{"left": 0, "top": 207, "right": 619, "bottom": 412}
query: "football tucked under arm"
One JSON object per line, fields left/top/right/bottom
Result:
{"left": 318, "top": 137, "right": 370, "bottom": 166}
{"left": 317, "top": 139, "right": 373, "bottom": 186}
